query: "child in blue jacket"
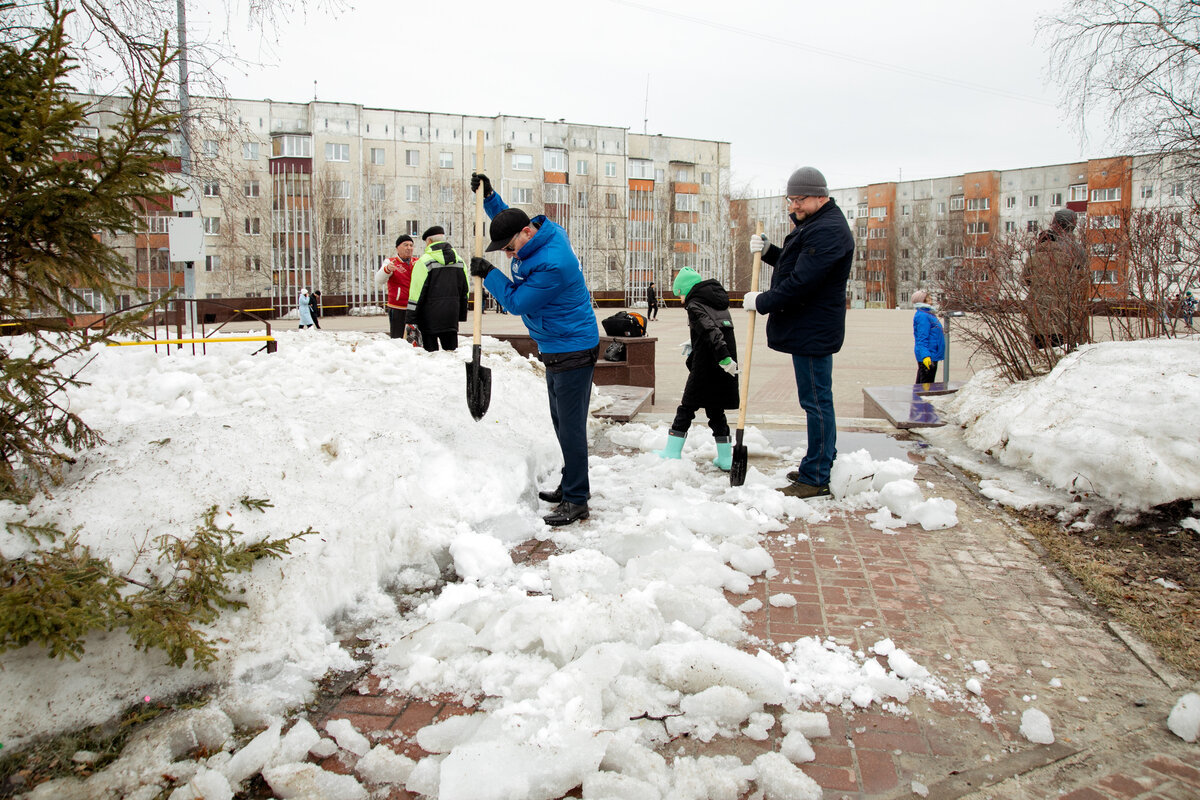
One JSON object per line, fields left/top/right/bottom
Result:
{"left": 912, "top": 290, "right": 946, "bottom": 384}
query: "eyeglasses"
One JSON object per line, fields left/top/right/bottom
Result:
{"left": 502, "top": 238, "right": 518, "bottom": 255}
{"left": 786, "top": 195, "right": 808, "bottom": 206}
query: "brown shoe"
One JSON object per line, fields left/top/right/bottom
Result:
{"left": 780, "top": 481, "right": 831, "bottom": 499}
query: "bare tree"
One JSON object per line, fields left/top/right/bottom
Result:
{"left": 1048, "top": 1, "right": 1200, "bottom": 177}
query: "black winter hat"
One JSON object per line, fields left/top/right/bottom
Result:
{"left": 395, "top": 234, "right": 413, "bottom": 246}
{"left": 421, "top": 225, "right": 445, "bottom": 240}
{"left": 486, "top": 208, "right": 531, "bottom": 252}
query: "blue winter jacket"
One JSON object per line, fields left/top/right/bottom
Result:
{"left": 755, "top": 199, "right": 855, "bottom": 356}
{"left": 912, "top": 305, "right": 946, "bottom": 363}
{"left": 482, "top": 193, "right": 598, "bottom": 354}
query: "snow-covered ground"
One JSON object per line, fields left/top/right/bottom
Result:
{"left": 1, "top": 331, "right": 1197, "bottom": 799}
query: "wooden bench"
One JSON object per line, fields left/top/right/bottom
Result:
{"left": 862, "top": 382, "right": 963, "bottom": 429}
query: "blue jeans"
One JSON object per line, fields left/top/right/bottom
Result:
{"left": 545, "top": 363, "right": 594, "bottom": 504}
{"left": 792, "top": 354, "right": 836, "bottom": 486}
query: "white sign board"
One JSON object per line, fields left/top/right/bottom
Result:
{"left": 168, "top": 216, "right": 205, "bottom": 263}
{"left": 171, "top": 179, "right": 201, "bottom": 213}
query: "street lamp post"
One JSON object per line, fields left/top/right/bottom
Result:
{"left": 942, "top": 311, "right": 965, "bottom": 383}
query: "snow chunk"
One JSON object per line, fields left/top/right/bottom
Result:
{"left": 325, "top": 718, "right": 371, "bottom": 756}
{"left": 356, "top": 745, "right": 416, "bottom": 785}
{"left": 272, "top": 718, "right": 321, "bottom": 766}
{"left": 769, "top": 593, "right": 798, "bottom": 608}
{"left": 1167, "top": 692, "right": 1200, "bottom": 742}
{"left": 781, "top": 730, "right": 815, "bottom": 763}
{"left": 583, "top": 771, "right": 662, "bottom": 799}
{"left": 781, "top": 710, "right": 830, "bottom": 739}
{"left": 169, "top": 767, "right": 233, "bottom": 800}
{"left": 1019, "top": 708, "right": 1055, "bottom": 744}
{"left": 221, "top": 722, "right": 279, "bottom": 785}
{"left": 752, "top": 752, "right": 822, "bottom": 800}
{"left": 450, "top": 531, "right": 513, "bottom": 581}
{"left": 647, "top": 641, "right": 788, "bottom": 705}
{"left": 965, "top": 678, "right": 983, "bottom": 696}
{"left": 438, "top": 733, "right": 608, "bottom": 800}
{"left": 548, "top": 550, "right": 621, "bottom": 598}
{"left": 262, "top": 763, "right": 367, "bottom": 799}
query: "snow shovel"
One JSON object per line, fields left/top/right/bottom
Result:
{"left": 465, "top": 131, "right": 491, "bottom": 420}
{"left": 730, "top": 221, "right": 764, "bottom": 486}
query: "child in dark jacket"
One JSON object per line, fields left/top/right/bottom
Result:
{"left": 657, "top": 267, "right": 740, "bottom": 470}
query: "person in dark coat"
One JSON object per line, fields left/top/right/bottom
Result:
{"left": 743, "top": 166, "right": 854, "bottom": 499}
{"left": 657, "top": 267, "right": 739, "bottom": 470}
{"left": 647, "top": 281, "right": 659, "bottom": 320}
{"left": 407, "top": 227, "right": 470, "bottom": 352}
{"left": 310, "top": 290, "right": 322, "bottom": 330}
{"left": 1024, "top": 208, "right": 1089, "bottom": 349}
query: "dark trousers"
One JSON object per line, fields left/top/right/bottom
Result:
{"left": 670, "top": 404, "right": 730, "bottom": 438}
{"left": 916, "top": 361, "right": 938, "bottom": 384}
{"left": 546, "top": 363, "right": 594, "bottom": 504}
{"left": 388, "top": 307, "right": 407, "bottom": 339}
{"left": 792, "top": 354, "right": 836, "bottom": 486}
{"left": 420, "top": 329, "right": 458, "bottom": 352}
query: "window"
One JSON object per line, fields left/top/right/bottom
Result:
{"left": 1005, "top": 220, "right": 1016, "bottom": 232}
{"left": 901, "top": 204, "right": 911, "bottom": 216}
{"left": 245, "top": 255, "right": 262, "bottom": 270}
{"left": 1005, "top": 196, "right": 1016, "bottom": 209}
{"left": 628, "top": 158, "right": 652, "bottom": 179}
{"left": 869, "top": 206, "right": 886, "bottom": 218}
{"left": 1092, "top": 269, "right": 1118, "bottom": 284}
{"left": 673, "top": 222, "right": 691, "bottom": 240}
{"left": 545, "top": 185, "right": 568, "bottom": 204}
{"left": 204, "top": 254, "right": 219, "bottom": 271}
{"left": 936, "top": 201, "right": 947, "bottom": 215}
{"left": 701, "top": 172, "right": 711, "bottom": 185}
{"left": 407, "top": 220, "right": 420, "bottom": 235}
{"left": 368, "top": 147, "right": 385, "bottom": 166}
{"left": 1091, "top": 187, "right": 1121, "bottom": 202}
{"left": 966, "top": 197, "right": 990, "bottom": 210}
{"left": 966, "top": 221, "right": 990, "bottom": 234}
{"left": 405, "top": 185, "right": 420, "bottom": 202}
{"left": 1091, "top": 243, "right": 1117, "bottom": 259}
{"left": 439, "top": 151, "right": 454, "bottom": 169}
{"left": 868, "top": 228, "right": 887, "bottom": 239}
{"left": 576, "top": 191, "right": 588, "bottom": 208}
{"left": 1140, "top": 184, "right": 1154, "bottom": 199}
{"left": 1069, "top": 184, "right": 1088, "bottom": 202}
{"left": 274, "top": 135, "right": 311, "bottom": 157}
{"left": 543, "top": 149, "right": 566, "bottom": 172}
{"left": 1027, "top": 195, "right": 1039, "bottom": 208}
{"left": 439, "top": 186, "right": 453, "bottom": 204}
{"left": 328, "top": 217, "right": 350, "bottom": 236}
{"left": 361, "top": 183, "right": 382, "bottom": 202}
{"left": 376, "top": 219, "right": 387, "bottom": 236}
{"left": 1094, "top": 215, "right": 1121, "bottom": 229}
{"left": 405, "top": 149, "right": 420, "bottom": 167}
{"left": 949, "top": 196, "right": 964, "bottom": 211}
{"left": 243, "top": 141, "right": 259, "bottom": 160}
{"left": 331, "top": 180, "right": 350, "bottom": 199}
{"left": 202, "top": 140, "right": 219, "bottom": 158}
{"left": 868, "top": 249, "right": 886, "bottom": 261}
{"left": 513, "top": 187, "right": 533, "bottom": 204}
{"left": 674, "top": 193, "right": 697, "bottom": 212}
{"left": 1169, "top": 182, "right": 1186, "bottom": 197}
{"left": 244, "top": 180, "right": 260, "bottom": 198}
{"left": 901, "top": 250, "right": 910, "bottom": 260}
{"left": 1027, "top": 220, "right": 1040, "bottom": 232}
{"left": 605, "top": 161, "right": 617, "bottom": 177}
{"left": 674, "top": 165, "right": 692, "bottom": 182}
{"left": 701, "top": 200, "right": 712, "bottom": 214}
{"left": 1050, "top": 192, "right": 1063, "bottom": 205}
{"left": 606, "top": 192, "right": 619, "bottom": 209}
{"left": 325, "top": 142, "right": 350, "bottom": 162}
{"left": 330, "top": 254, "right": 351, "bottom": 271}
{"left": 966, "top": 246, "right": 987, "bottom": 259}
{"left": 145, "top": 214, "right": 169, "bottom": 234}
{"left": 244, "top": 217, "right": 261, "bottom": 235}
{"left": 576, "top": 160, "right": 589, "bottom": 176}
{"left": 202, "top": 180, "right": 220, "bottom": 197}
{"left": 203, "top": 216, "right": 220, "bottom": 235}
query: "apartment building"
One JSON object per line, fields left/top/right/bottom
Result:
{"left": 71, "top": 94, "right": 731, "bottom": 313}
{"left": 736, "top": 156, "right": 1195, "bottom": 308}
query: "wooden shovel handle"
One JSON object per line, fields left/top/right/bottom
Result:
{"left": 472, "top": 131, "right": 485, "bottom": 344}
{"left": 735, "top": 221, "right": 764, "bottom": 432}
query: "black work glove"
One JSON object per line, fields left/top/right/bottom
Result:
{"left": 470, "top": 257, "right": 494, "bottom": 279}
{"left": 470, "top": 172, "right": 493, "bottom": 198}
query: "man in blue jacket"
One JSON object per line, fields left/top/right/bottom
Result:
{"left": 743, "top": 167, "right": 854, "bottom": 499}
{"left": 468, "top": 173, "right": 599, "bottom": 526}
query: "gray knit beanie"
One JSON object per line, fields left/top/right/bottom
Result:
{"left": 786, "top": 166, "right": 829, "bottom": 197}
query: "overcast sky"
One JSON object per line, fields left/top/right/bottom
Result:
{"left": 202, "top": 0, "right": 1107, "bottom": 195}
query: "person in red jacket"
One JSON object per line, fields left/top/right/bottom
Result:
{"left": 376, "top": 235, "right": 415, "bottom": 339}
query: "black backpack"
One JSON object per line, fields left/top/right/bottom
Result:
{"left": 601, "top": 311, "right": 647, "bottom": 337}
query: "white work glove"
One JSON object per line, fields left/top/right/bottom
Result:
{"left": 679, "top": 341, "right": 692, "bottom": 358}
{"left": 749, "top": 234, "right": 768, "bottom": 254}
{"left": 742, "top": 291, "right": 761, "bottom": 313}
{"left": 719, "top": 357, "right": 739, "bottom": 376}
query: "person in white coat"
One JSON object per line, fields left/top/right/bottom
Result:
{"left": 298, "top": 289, "right": 314, "bottom": 329}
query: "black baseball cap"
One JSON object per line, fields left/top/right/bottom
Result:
{"left": 486, "top": 208, "right": 531, "bottom": 253}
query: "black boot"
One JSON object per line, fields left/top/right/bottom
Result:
{"left": 538, "top": 486, "right": 563, "bottom": 503}
{"left": 543, "top": 501, "right": 589, "bottom": 526}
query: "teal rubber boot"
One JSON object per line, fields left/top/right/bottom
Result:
{"left": 713, "top": 436, "right": 733, "bottom": 471}
{"left": 656, "top": 431, "right": 686, "bottom": 459}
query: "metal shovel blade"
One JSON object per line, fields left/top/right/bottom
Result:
{"left": 466, "top": 345, "right": 492, "bottom": 420}
{"left": 729, "top": 428, "right": 748, "bottom": 487}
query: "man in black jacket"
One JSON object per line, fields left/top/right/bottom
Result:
{"left": 743, "top": 167, "right": 854, "bottom": 498}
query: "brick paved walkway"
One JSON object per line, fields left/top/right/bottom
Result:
{"left": 310, "top": 435, "right": 1199, "bottom": 799}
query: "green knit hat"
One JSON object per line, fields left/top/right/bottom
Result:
{"left": 673, "top": 267, "right": 702, "bottom": 299}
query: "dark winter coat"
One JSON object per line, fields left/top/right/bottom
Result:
{"left": 409, "top": 242, "right": 469, "bottom": 334}
{"left": 755, "top": 199, "right": 854, "bottom": 356}
{"left": 682, "top": 279, "right": 739, "bottom": 410}
{"left": 647, "top": 285, "right": 658, "bottom": 309}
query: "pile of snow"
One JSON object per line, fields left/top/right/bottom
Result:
{"left": 1, "top": 330, "right": 968, "bottom": 798}
{"left": 932, "top": 339, "right": 1200, "bottom": 513}
{"left": 1167, "top": 692, "right": 1200, "bottom": 743}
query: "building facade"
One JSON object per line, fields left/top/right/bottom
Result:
{"left": 735, "top": 155, "right": 1196, "bottom": 308}
{"left": 72, "top": 94, "right": 731, "bottom": 314}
